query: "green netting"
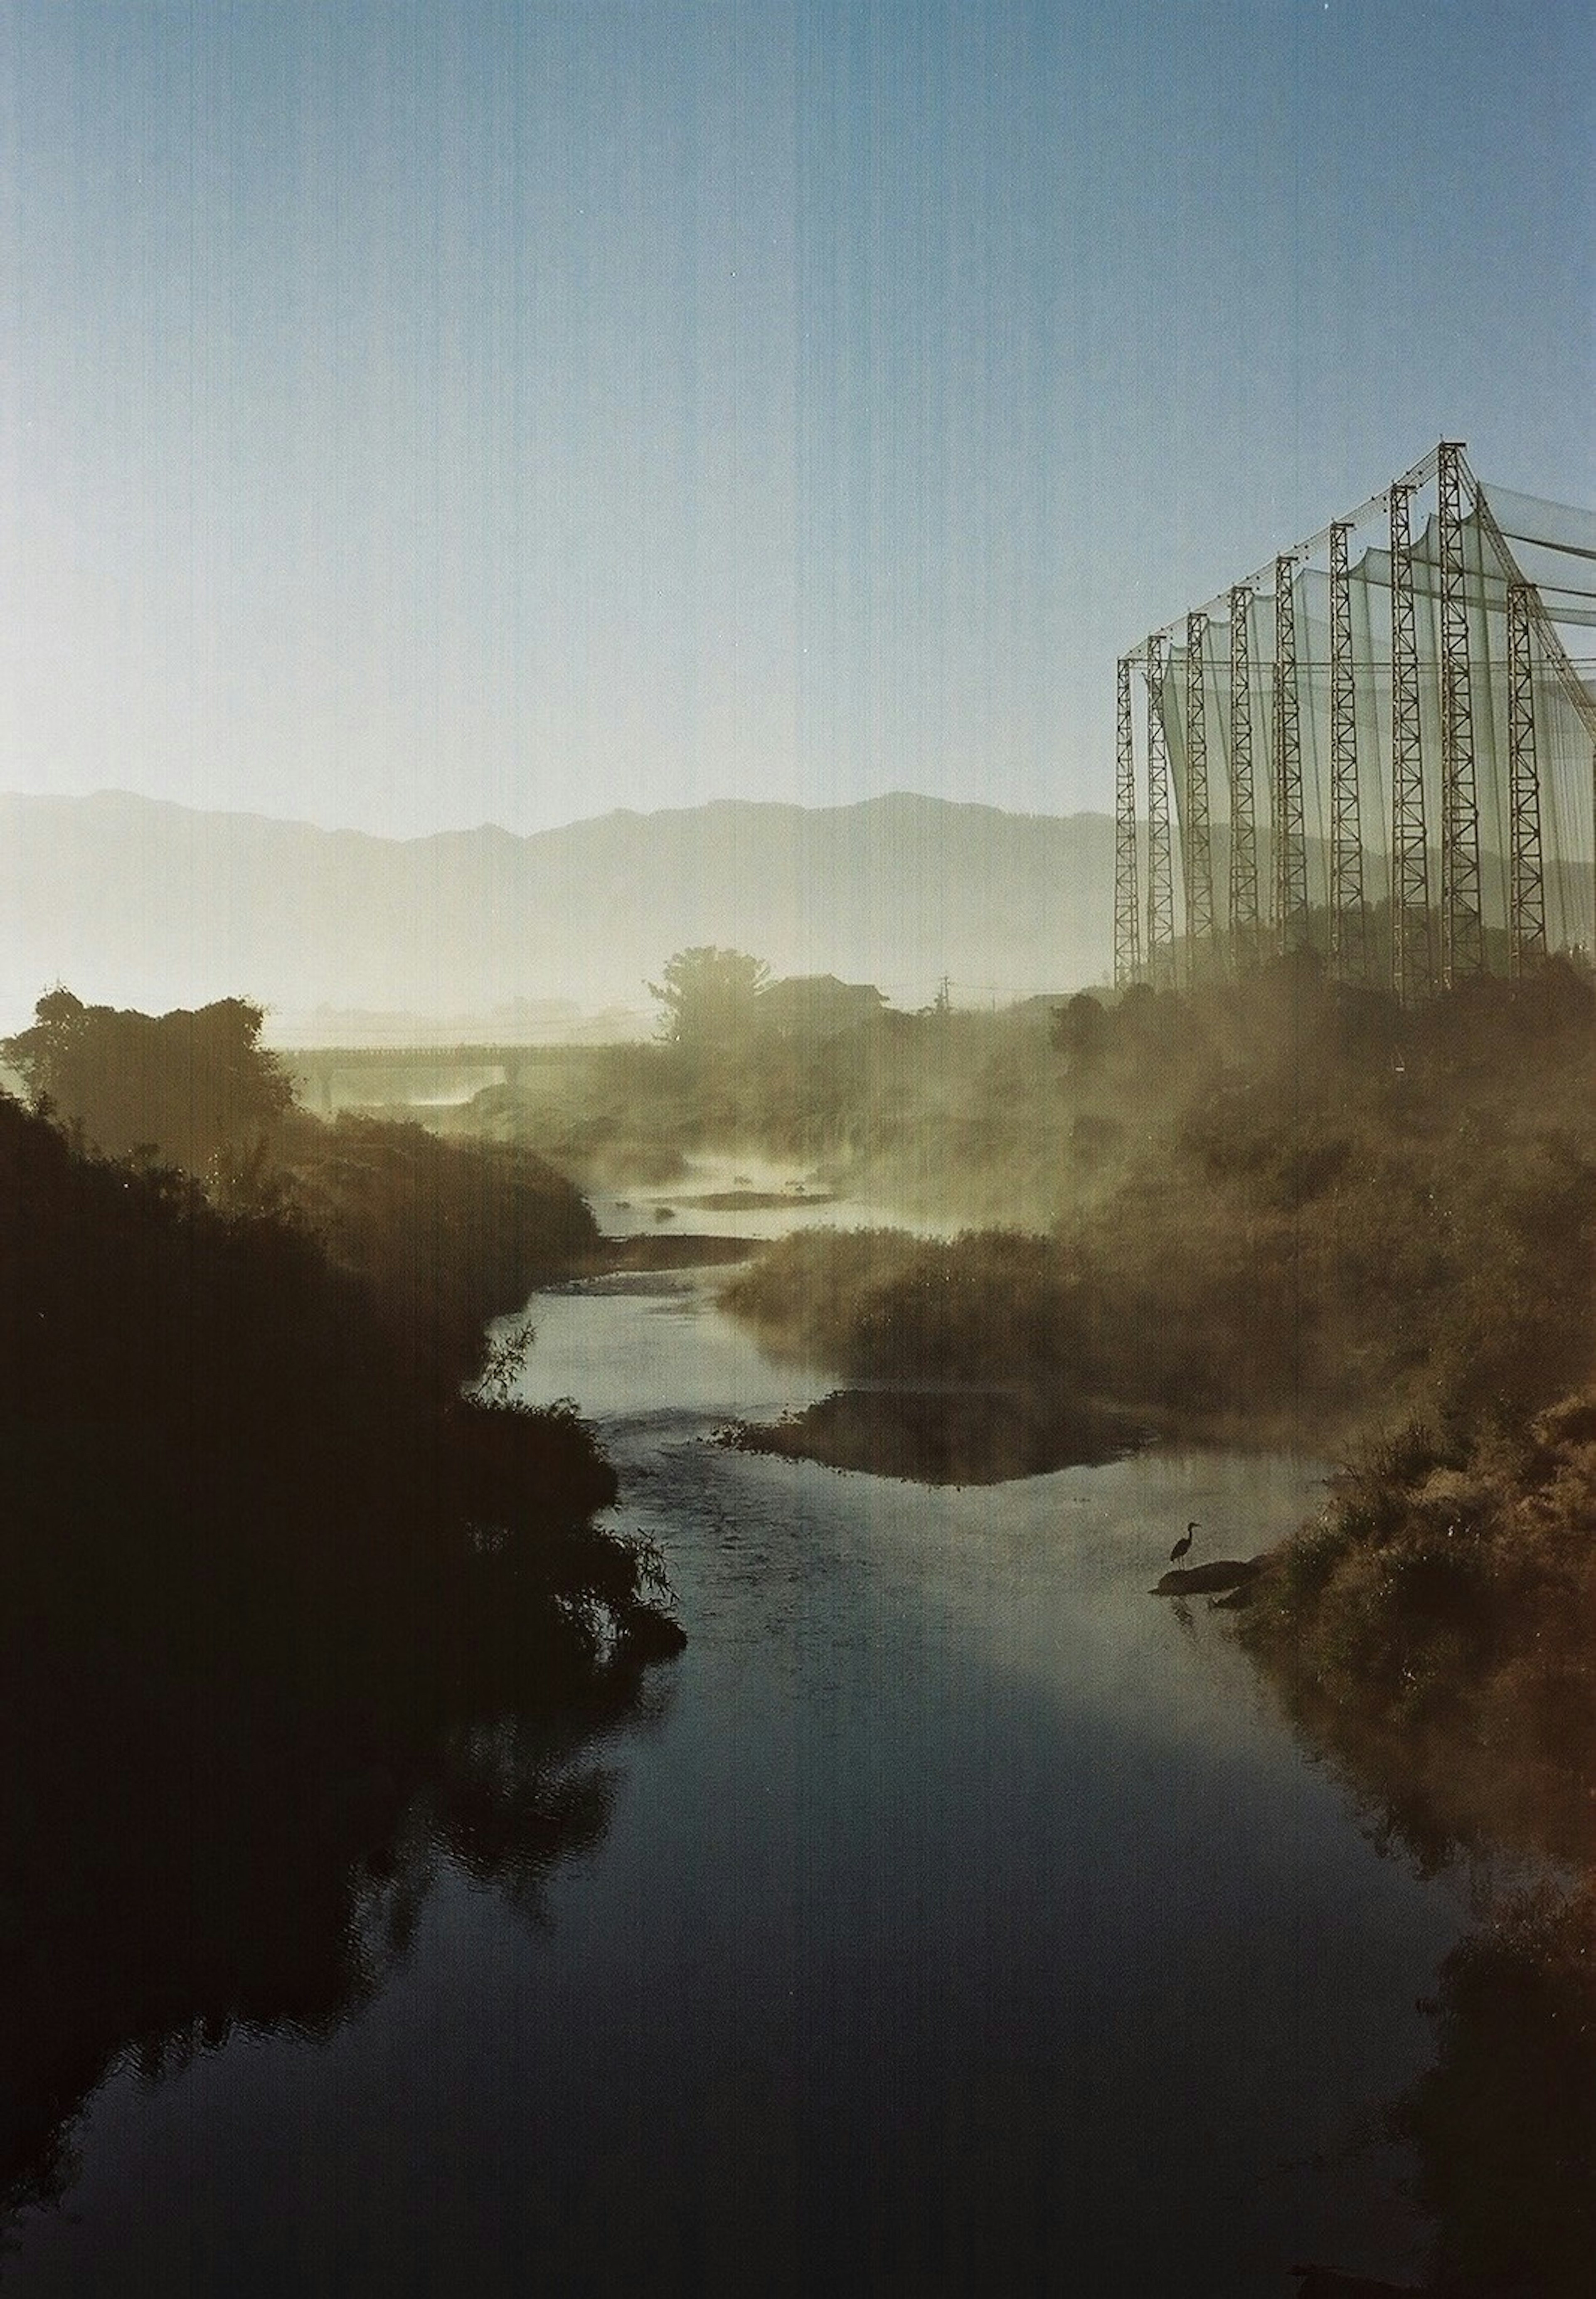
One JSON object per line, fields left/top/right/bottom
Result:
{"left": 1131, "top": 467, "right": 1596, "bottom": 973}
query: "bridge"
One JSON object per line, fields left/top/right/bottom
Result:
{"left": 283, "top": 1041, "right": 613, "bottom": 1114}
{"left": 1115, "top": 440, "right": 1596, "bottom": 1003}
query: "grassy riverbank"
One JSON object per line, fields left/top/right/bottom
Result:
{"left": 478, "top": 952, "right": 1594, "bottom": 1437}
{"left": 1239, "top": 1393, "right": 1596, "bottom": 1866}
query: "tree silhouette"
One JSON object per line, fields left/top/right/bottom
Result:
{"left": 648, "top": 947, "right": 771, "bottom": 1048}
{"left": 2, "top": 988, "right": 293, "bottom": 1177}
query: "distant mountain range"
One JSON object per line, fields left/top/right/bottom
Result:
{"left": 0, "top": 790, "right": 1115, "bottom": 1035}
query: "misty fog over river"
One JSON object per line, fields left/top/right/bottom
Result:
{"left": 5, "top": 1185, "right": 1492, "bottom": 2297}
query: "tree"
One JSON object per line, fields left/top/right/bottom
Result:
{"left": 2, "top": 990, "right": 294, "bottom": 1176}
{"left": 1051, "top": 991, "right": 1108, "bottom": 1075}
{"left": 648, "top": 949, "right": 771, "bottom": 1050}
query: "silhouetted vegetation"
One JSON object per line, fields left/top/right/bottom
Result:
{"left": 0, "top": 1000, "right": 680, "bottom": 2223}
{"left": 3, "top": 988, "right": 605, "bottom": 1409}
{"left": 280, "top": 1113, "right": 601, "bottom": 1404}
{"left": 719, "top": 1384, "right": 1137, "bottom": 1483}
{"left": 3, "top": 987, "right": 295, "bottom": 1175}
{"left": 648, "top": 945, "right": 771, "bottom": 1047}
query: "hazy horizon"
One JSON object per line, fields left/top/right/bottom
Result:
{"left": 4, "top": 2, "right": 1592, "bottom": 843}
{"left": 0, "top": 778, "right": 1117, "bottom": 845}
{"left": 0, "top": 786, "right": 1120, "bottom": 1028}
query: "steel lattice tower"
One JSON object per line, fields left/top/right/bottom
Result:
{"left": 1226, "top": 587, "right": 1261, "bottom": 970}
{"left": 1388, "top": 480, "right": 1431, "bottom": 1007}
{"left": 1113, "top": 656, "right": 1141, "bottom": 987}
{"left": 1115, "top": 440, "right": 1596, "bottom": 1005}
{"left": 1182, "top": 611, "right": 1217, "bottom": 978}
{"left": 1437, "top": 441, "right": 1485, "bottom": 983}
{"left": 1506, "top": 584, "right": 1547, "bottom": 977}
{"left": 1144, "top": 634, "right": 1177, "bottom": 989}
{"left": 1327, "top": 520, "right": 1366, "bottom": 981}
{"left": 1272, "top": 554, "right": 1309, "bottom": 954}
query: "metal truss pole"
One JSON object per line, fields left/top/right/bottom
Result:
{"left": 1506, "top": 583, "right": 1547, "bottom": 977}
{"left": 1272, "top": 553, "right": 1309, "bottom": 955}
{"left": 1182, "top": 612, "right": 1217, "bottom": 979}
{"left": 1113, "top": 657, "right": 1142, "bottom": 987}
{"left": 1145, "top": 633, "right": 1177, "bottom": 990}
{"left": 1437, "top": 440, "right": 1485, "bottom": 983}
{"left": 1388, "top": 478, "right": 1431, "bottom": 1006}
{"left": 1226, "top": 587, "right": 1261, "bottom": 971}
{"left": 1327, "top": 520, "right": 1366, "bottom": 981}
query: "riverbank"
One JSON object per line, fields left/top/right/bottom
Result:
{"left": 1239, "top": 1392, "right": 1596, "bottom": 1870}
{"left": 1237, "top": 1402, "right": 1596, "bottom": 2299}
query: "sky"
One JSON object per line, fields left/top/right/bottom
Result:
{"left": 1, "top": 0, "right": 1592, "bottom": 840}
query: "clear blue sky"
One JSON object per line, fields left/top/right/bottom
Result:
{"left": 2, "top": 0, "right": 1591, "bottom": 837}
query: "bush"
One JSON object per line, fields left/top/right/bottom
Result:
{"left": 1241, "top": 1387, "right": 1596, "bottom": 1851}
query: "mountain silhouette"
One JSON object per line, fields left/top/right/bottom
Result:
{"left": 0, "top": 790, "right": 1113, "bottom": 1028}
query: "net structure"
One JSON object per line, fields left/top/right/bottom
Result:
{"left": 1113, "top": 444, "right": 1596, "bottom": 1001}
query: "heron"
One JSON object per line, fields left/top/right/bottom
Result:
{"left": 1170, "top": 1520, "right": 1199, "bottom": 1565}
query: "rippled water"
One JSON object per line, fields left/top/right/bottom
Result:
{"left": 4, "top": 1232, "right": 1475, "bottom": 2297}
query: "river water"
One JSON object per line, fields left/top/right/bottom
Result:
{"left": 4, "top": 1185, "right": 1479, "bottom": 2297}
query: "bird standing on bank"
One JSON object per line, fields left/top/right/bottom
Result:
{"left": 1170, "top": 1520, "right": 1199, "bottom": 1565}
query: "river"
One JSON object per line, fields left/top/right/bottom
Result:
{"left": 2, "top": 1183, "right": 1484, "bottom": 2296}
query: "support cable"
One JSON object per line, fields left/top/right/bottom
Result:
{"left": 1472, "top": 468, "right": 1596, "bottom": 748}
{"left": 1150, "top": 446, "right": 1441, "bottom": 636}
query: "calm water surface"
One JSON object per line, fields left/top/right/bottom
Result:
{"left": 5, "top": 1199, "right": 1476, "bottom": 2297}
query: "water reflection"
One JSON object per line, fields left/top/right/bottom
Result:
{"left": 11, "top": 1233, "right": 1590, "bottom": 2295}
{"left": 1252, "top": 1649, "right": 1596, "bottom": 2297}
{"left": 1396, "top": 1882, "right": 1596, "bottom": 2299}
{"left": 0, "top": 1459, "right": 668, "bottom": 2238}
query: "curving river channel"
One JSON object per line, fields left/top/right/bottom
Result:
{"left": 4, "top": 1189, "right": 1489, "bottom": 2297}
